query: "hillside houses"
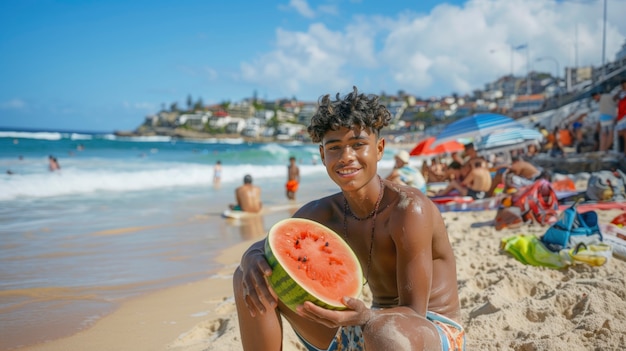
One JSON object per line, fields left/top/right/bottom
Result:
{"left": 132, "top": 46, "right": 626, "bottom": 142}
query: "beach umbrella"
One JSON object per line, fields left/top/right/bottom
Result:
{"left": 432, "top": 113, "right": 526, "bottom": 146}
{"left": 476, "top": 128, "right": 544, "bottom": 151}
{"left": 409, "top": 137, "right": 465, "bottom": 157}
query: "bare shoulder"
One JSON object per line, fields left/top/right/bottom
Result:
{"left": 386, "top": 183, "right": 436, "bottom": 222}
{"left": 293, "top": 192, "right": 343, "bottom": 223}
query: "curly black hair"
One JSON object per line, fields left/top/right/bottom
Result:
{"left": 307, "top": 86, "right": 391, "bottom": 143}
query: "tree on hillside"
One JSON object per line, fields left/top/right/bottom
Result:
{"left": 194, "top": 98, "right": 204, "bottom": 112}
{"left": 187, "top": 94, "right": 193, "bottom": 111}
{"left": 170, "top": 102, "right": 179, "bottom": 113}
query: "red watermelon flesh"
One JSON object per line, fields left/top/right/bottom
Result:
{"left": 264, "top": 218, "right": 363, "bottom": 311}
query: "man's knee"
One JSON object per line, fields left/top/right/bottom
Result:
{"left": 363, "top": 314, "right": 441, "bottom": 350}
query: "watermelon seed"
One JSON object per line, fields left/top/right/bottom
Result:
{"left": 325, "top": 242, "right": 329, "bottom": 247}
{"left": 297, "top": 256, "right": 302, "bottom": 261}
{"left": 302, "top": 256, "right": 308, "bottom": 262}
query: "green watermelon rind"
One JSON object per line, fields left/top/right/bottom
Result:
{"left": 264, "top": 218, "right": 362, "bottom": 312}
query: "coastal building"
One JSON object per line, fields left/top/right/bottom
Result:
{"left": 228, "top": 102, "right": 255, "bottom": 119}
{"left": 176, "top": 113, "right": 211, "bottom": 130}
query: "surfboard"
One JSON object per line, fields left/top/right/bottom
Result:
{"left": 221, "top": 203, "right": 301, "bottom": 220}
{"left": 222, "top": 209, "right": 257, "bottom": 219}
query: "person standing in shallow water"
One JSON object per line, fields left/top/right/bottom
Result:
{"left": 286, "top": 156, "right": 300, "bottom": 201}
{"left": 48, "top": 155, "right": 60, "bottom": 172}
{"left": 213, "top": 160, "right": 222, "bottom": 187}
{"left": 233, "top": 86, "right": 464, "bottom": 350}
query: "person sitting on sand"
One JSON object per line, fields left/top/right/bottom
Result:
{"left": 229, "top": 174, "right": 262, "bottom": 213}
{"left": 233, "top": 86, "right": 464, "bottom": 351}
{"left": 436, "top": 159, "right": 492, "bottom": 200}
{"left": 462, "top": 142, "right": 487, "bottom": 167}
{"left": 424, "top": 157, "right": 448, "bottom": 183}
{"left": 385, "top": 150, "right": 427, "bottom": 193}
{"left": 488, "top": 156, "right": 548, "bottom": 196}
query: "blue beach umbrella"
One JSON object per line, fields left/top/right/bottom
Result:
{"left": 433, "top": 113, "right": 525, "bottom": 146}
{"left": 476, "top": 128, "right": 544, "bottom": 151}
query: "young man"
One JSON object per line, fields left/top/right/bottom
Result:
{"left": 233, "top": 87, "right": 463, "bottom": 350}
{"left": 286, "top": 156, "right": 300, "bottom": 200}
{"left": 229, "top": 174, "right": 263, "bottom": 213}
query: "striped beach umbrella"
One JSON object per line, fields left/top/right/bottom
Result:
{"left": 477, "top": 128, "right": 544, "bottom": 151}
{"left": 433, "top": 113, "right": 525, "bottom": 146}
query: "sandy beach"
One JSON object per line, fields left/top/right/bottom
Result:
{"left": 16, "top": 198, "right": 626, "bottom": 351}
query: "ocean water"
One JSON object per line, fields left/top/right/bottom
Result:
{"left": 0, "top": 128, "right": 400, "bottom": 349}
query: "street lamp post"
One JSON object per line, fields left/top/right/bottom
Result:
{"left": 535, "top": 56, "right": 560, "bottom": 82}
{"left": 489, "top": 46, "right": 514, "bottom": 77}
{"left": 536, "top": 56, "right": 561, "bottom": 106}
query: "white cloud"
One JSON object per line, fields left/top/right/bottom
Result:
{"left": 122, "top": 101, "right": 157, "bottom": 112}
{"left": 245, "top": 0, "right": 626, "bottom": 98}
{"left": 0, "top": 98, "right": 26, "bottom": 110}
{"left": 287, "top": 0, "right": 315, "bottom": 18}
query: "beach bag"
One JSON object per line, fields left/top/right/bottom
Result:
{"left": 511, "top": 179, "right": 559, "bottom": 226}
{"left": 540, "top": 201, "right": 602, "bottom": 252}
{"left": 585, "top": 170, "right": 626, "bottom": 201}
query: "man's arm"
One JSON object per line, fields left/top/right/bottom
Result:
{"left": 460, "top": 170, "right": 475, "bottom": 188}
{"left": 391, "top": 194, "right": 434, "bottom": 316}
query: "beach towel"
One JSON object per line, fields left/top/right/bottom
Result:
{"left": 501, "top": 235, "right": 612, "bottom": 268}
{"left": 541, "top": 201, "right": 602, "bottom": 252}
{"left": 600, "top": 223, "right": 626, "bottom": 260}
{"left": 500, "top": 235, "right": 568, "bottom": 269}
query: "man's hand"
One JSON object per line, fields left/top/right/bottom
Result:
{"left": 295, "top": 297, "right": 373, "bottom": 328}
{"left": 240, "top": 249, "right": 277, "bottom": 317}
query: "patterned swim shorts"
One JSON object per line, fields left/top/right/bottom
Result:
{"left": 294, "top": 311, "right": 465, "bottom": 351}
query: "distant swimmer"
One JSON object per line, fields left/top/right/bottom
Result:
{"left": 48, "top": 155, "right": 60, "bottom": 172}
{"left": 285, "top": 156, "right": 300, "bottom": 200}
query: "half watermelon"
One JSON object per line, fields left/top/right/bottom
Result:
{"left": 264, "top": 218, "right": 363, "bottom": 312}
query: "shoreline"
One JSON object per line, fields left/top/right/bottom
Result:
{"left": 17, "top": 207, "right": 626, "bottom": 351}
{"left": 19, "top": 240, "right": 254, "bottom": 351}
{"left": 7, "top": 172, "right": 336, "bottom": 351}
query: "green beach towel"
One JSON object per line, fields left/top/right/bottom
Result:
{"left": 500, "top": 234, "right": 568, "bottom": 269}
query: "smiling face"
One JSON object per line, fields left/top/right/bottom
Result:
{"left": 319, "top": 126, "right": 384, "bottom": 192}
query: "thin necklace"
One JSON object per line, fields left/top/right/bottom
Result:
{"left": 343, "top": 176, "right": 384, "bottom": 286}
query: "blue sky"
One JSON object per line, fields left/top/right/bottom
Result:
{"left": 1, "top": 0, "right": 625, "bottom": 132}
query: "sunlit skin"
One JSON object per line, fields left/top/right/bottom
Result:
{"left": 232, "top": 125, "right": 461, "bottom": 350}
{"left": 318, "top": 127, "right": 384, "bottom": 206}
